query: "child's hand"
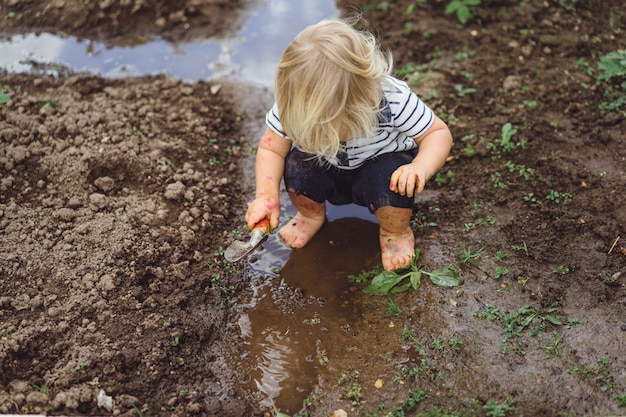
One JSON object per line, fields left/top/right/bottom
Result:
{"left": 245, "top": 197, "right": 280, "bottom": 231}
{"left": 389, "top": 162, "right": 428, "bottom": 197}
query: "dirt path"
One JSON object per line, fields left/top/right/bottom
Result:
{"left": 1, "top": 0, "right": 625, "bottom": 416}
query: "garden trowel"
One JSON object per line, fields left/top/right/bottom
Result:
{"left": 224, "top": 218, "right": 272, "bottom": 262}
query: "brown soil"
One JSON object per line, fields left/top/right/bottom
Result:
{"left": 1, "top": 1, "right": 625, "bottom": 416}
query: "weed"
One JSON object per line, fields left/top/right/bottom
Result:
{"left": 433, "top": 170, "right": 455, "bottom": 186}
{"left": 570, "top": 357, "right": 626, "bottom": 406}
{"left": 523, "top": 99, "right": 538, "bottom": 109}
{"left": 454, "top": 46, "right": 476, "bottom": 61}
{"left": 535, "top": 332, "right": 563, "bottom": 360}
{"left": 0, "top": 92, "right": 10, "bottom": 104}
{"left": 476, "top": 301, "right": 565, "bottom": 354}
{"left": 490, "top": 172, "right": 508, "bottom": 189}
{"left": 483, "top": 396, "right": 517, "bottom": 416}
{"left": 37, "top": 99, "right": 58, "bottom": 109}
{"left": 497, "top": 123, "right": 521, "bottom": 153}
{"left": 590, "top": 50, "right": 626, "bottom": 115}
{"left": 75, "top": 361, "right": 89, "bottom": 371}
{"left": 553, "top": 265, "right": 571, "bottom": 274}
{"left": 545, "top": 190, "right": 572, "bottom": 205}
{"left": 131, "top": 403, "right": 151, "bottom": 417}
{"left": 523, "top": 192, "right": 540, "bottom": 205}
{"left": 396, "top": 61, "right": 438, "bottom": 87}
{"left": 209, "top": 273, "right": 236, "bottom": 295}
{"left": 553, "top": 0, "right": 578, "bottom": 10}
{"left": 362, "top": 248, "right": 462, "bottom": 294}
{"left": 464, "top": 215, "right": 496, "bottom": 231}
{"left": 511, "top": 241, "right": 529, "bottom": 256}
{"left": 400, "top": 326, "right": 415, "bottom": 342}
{"left": 458, "top": 245, "right": 485, "bottom": 264}
{"left": 565, "top": 318, "right": 582, "bottom": 328}
{"left": 504, "top": 161, "right": 535, "bottom": 180}
{"left": 30, "top": 382, "right": 48, "bottom": 394}
{"left": 338, "top": 367, "right": 363, "bottom": 406}
{"left": 444, "top": 0, "right": 481, "bottom": 25}
{"left": 385, "top": 298, "right": 403, "bottom": 317}
{"left": 348, "top": 265, "right": 383, "bottom": 284}
{"left": 453, "top": 83, "right": 477, "bottom": 97}
{"left": 494, "top": 266, "right": 509, "bottom": 279}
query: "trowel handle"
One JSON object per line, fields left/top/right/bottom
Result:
{"left": 250, "top": 218, "right": 272, "bottom": 233}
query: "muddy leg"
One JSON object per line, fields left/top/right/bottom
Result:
{"left": 376, "top": 206, "right": 415, "bottom": 271}
{"left": 279, "top": 192, "right": 326, "bottom": 248}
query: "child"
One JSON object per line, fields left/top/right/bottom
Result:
{"left": 245, "top": 18, "right": 453, "bottom": 271}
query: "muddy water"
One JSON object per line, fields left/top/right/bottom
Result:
{"left": 239, "top": 215, "right": 382, "bottom": 412}
{"left": 0, "top": 0, "right": 338, "bottom": 87}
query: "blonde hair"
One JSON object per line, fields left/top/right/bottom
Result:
{"left": 275, "top": 18, "right": 393, "bottom": 160}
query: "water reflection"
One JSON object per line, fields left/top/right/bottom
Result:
{"left": 0, "top": 0, "right": 338, "bottom": 87}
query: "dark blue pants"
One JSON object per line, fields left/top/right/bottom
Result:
{"left": 283, "top": 148, "right": 418, "bottom": 213}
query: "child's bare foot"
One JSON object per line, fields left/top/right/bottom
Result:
{"left": 375, "top": 206, "right": 415, "bottom": 271}
{"left": 279, "top": 193, "right": 326, "bottom": 248}
{"left": 380, "top": 227, "right": 415, "bottom": 271}
{"left": 279, "top": 212, "right": 325, "bottom": 248}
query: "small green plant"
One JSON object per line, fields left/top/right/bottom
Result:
{"left": 0, "top": 92, "right": 10, "bottom": 104}
{"left": 37, "top": 99, "right": 58, "bottom": 109}
{"left": 75, "top": 361, "right": 89, "bottom": 371}
{"left": 348, "top": 265, "right": 383, "bottom": 284}
{"left": 131, "top": 403, "right": 151, "bottom": 417}
{"left": 497, "top": 123, "right": 520, "bottom": 153}
{"left": 545, "top": 190, "right": 572, "bottom": 205}
{"left": 570, "top": 357, "right": 626, "bottom": 406}
{"left": 535, "top": 332, "right": 563, "bottom": 360}
{"left": 523, "top": 99, "right": 538, "bottom": 109}
{"left": 362, "top": 249, "right": 462, "bottom": 294}
{"left": 384, "top": 298, "right": 403, "bottom": 317}
{"left": 434, "top": 169, "right": 455, "bottom": 186}
{"left": 504, "top": 161, "right": 535, "bottom": 180}
{"left": 338, "top": 367, "right": 363, "bottom": 406}
{"left": 476, "top": 302, "right": 565, "bottom": 354}
{"left": 458, "top": 245, "right": 485, "bottom": 264}
{"left": 490, "top": 172, "right": 508, "bottom": 189}
{"left": 179, "top": 389, "right": 197, "bottom": 396}
{"left": 594, "top": 50, "right": 626, "bottom": 115}
{"left": 553, "top": 265, "right": 571, "bottom": 275}
{"left": 30, "top": 382, "right": 48, "bottom": 394}
{"left": 494, "top": 266, "right": 509, "bottom": 279}
{"left": 511, "top": 241, "right": 529, "bottom": 256}
{"left": 553, "top": 0, "right": 578, "bottom": 11}
{"left": 453, "top": 83, "right": 477, "bottom": 97}
{"left": 523, "top": 192, "right": 540, "bottom": 205}
{"left": 444, "top": 0, "right": 481, "bottom": 25}
{"left": 455, "top": 46, "right": 476, "bottom": 61}
{"left": 483, "top": 396, "right": 517, "bottom": 416}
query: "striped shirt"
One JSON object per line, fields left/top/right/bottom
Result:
{"left": 265, "top": 76, "right": 435, "bottom": 170}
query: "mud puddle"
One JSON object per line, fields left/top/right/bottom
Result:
{"left": 236, "top": 208, "right": 382, "bottom": 413}
{"left": 0, "top": 0, "right": 338, "bottom": 86}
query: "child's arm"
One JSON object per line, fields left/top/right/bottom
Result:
{"left": 245, "top": 128, "right": 292, "bottom": 230}
{"left": 390, "top": 116, "right": 453, "bottom": 197}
